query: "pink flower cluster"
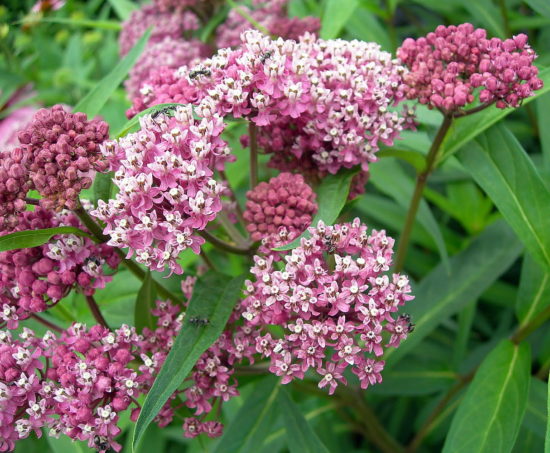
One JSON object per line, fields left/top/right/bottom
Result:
{"left": 0, "top": 274, "right": 260, "bottom": 451}
{"left": 16, "top": 105, "right": 109, "bottom": 211}
{"left": 0, "top": 207, "right": 119, "bottom": 329}
{"left": 0, "top": 147, "right": 32, "bottom": 232}
{"left": 244, "top": 172, "right": 317, "bottom": 243}
{"left": 91, "top": 106, "right": 231, "bottom": 274}
{"left": 126, "top": 37, "right": 210, "bottom": 99}
{"left": 216, "top": 0, "right": 320, "bottom": 48}
{"left": 397, "top": 23, "right": 543, "bottom": 112}
{"left": 118, "top": 4, "right": 199, "bottom": 57}
{"left": 241, "top": 219, "right": 414, "bottom": 394}
{"left": 129, "top": 30, "right": 410, "bottom": 180}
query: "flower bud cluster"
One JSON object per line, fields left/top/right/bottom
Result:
{"left": 0, "top": 207, "right": 119, "bottom": 329}
{"left": 241, "top": 219, "right": 414, "bottom": 394}
{"left": 0, "top": 147, "right": 32, "bottom": 232}
{"left": 91, "top": 106, "right": 231, "bottom": 274}
{"left": 397, "top": 23, "right": 543, "bottom": 112}
{"left": 16, "top": 105, "right": 109, "bottom": 211}
{"left": 244, "top": 172, "right": 317, "bottom": 243}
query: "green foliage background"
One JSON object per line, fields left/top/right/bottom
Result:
{"left": 3, "top": 0, "right": 550, "bottom": 452}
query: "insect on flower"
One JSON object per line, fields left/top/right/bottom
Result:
{"left": 93, "top": 435, "right": 110, "bottom": 452}
{"left": 189, "top": 317, "right": 209, "bottom": 327}
{"left": 189, "top": 68, "right": 211, "bottom": 79}
{"left": 259, "top": 51, "right": 273, "bottom": 64}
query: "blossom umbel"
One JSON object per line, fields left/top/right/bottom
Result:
{"left": 17, "top": 105, "right": 109, "bottom": 211}
{"left": 242, "top": 219, "right": 414, "bottom": 394}
{"left": 397, "top": 23, "right": 543, "bottom": 112}
{"left": 243, "top": 172, "right": 317, "bottom": 243}
{"left": 0, "top": 207, "right": 119, "bottom": 329}
{"left": 91, "top": 106, "right": 231, "bottom": 274}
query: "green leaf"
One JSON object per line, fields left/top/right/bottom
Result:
{"left": 45, "top": 432, "right": 93, "bottom": 453}
{"left": 458, "top": 125, "right": 550, "bottom": 270}
{"left": 134, "top": 270, "right": 157, "bottom": 333}
{"left": 369, "top": 158, "right": 450, "bottom": 270}
{"left": 443, "top": 340, "right": 531, "bottom": 453}
{"left": 524, "top": 377, "right": 546, "bottom": 438}
{"left": 463, "top": 0, "right": 505, "bottom": 38}
{"left": 276, "top": 169, "right": 357, "bottom": 251}
{"left": 107, "top": 0, "right": 138, "bottom": 20}
{"left": 200, "top": 5, "right": 230, "bottom": 42}
{"left": 536, "top": 93, "right": 550, "bottom": 170}
{"left": 377, "top": 149, "right": 426, "bottom": 172}
{"left": 525, "top": 0, "right": 550, "bottom": 19}
{"left": 345, "top": 8, "right": 392, "bottom": 51}
{"left": 516, "top": 255, "right": 550, "bottom": 327}
{"left": 320, "top": 0, "right": 359, "bottom": 39}
{"left": 278, "top": 389, "right": 331, "bottom": 453}
{"left": 114, "top": 103, "right": 187, "bottom": 138}
{"left": 74, "top": 28, "right": 151, "bottom": 118}
{"left": 384, "top": 220, "right": 522, "bottom": 367}
{"left": 0, "top": 227, "right": 93, "bottom": 252}
{"left": 214, "top": 376, "right": 280, "bottom": 453}
{"left": 92, "top": 172, "right": 113, "bottom": 204}
{"left": 439, "top": 67, "right": 550, "bottom": 161}
{"left": 19, "top": 17, "right": 122, "bottom": 30}
{"left": 132, "top": 272, "right": 245, "bottom": 451}
{"left": 546, "top": 374, "right": 550, "bottom": 453}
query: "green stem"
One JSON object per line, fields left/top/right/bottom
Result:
{"left": 511, "top": 303, "right": 550, "bottom": 344}
{"left": 249, "top": 121, "right": 259, "bottom": 189}
{"left": 30, "top": 314, "right": 63, "bottom": 333}
{"left": 85, "top": 295, "right": 110, "bottom": 329}
{"left": 394, "top": 115, "right": 453, "bottom": 272}
{"left": 407, "top": 372, "right": 473, "bottom": 452}
{"left": 218, "top": 210, "right": 249, "bottom": 246}
{"left": 198, "top": 229, "right": 253, "bottom": 255}
{"left": 73, "top": 203, "right": 179, "bottom": 302}
{"left": 200, "top": 250, "right": 216, "bottom": 271}
{"left": 219, "top": 169, "right": 247, "bottom": 227}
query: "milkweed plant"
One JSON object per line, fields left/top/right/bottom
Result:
{"left": 1, "top": 1, "right": 550, "bottom": 452}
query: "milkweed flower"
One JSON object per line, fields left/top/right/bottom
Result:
{"left": 129, "top": 30, "right": 410, "bottom": 181}
{"left": 125, "top": 37, "right": 210, "bottom": 100}
{"left": 243, "top": 172, "right": 317, "bottom": 243}
{"left": 241, "top": 219, "right": 414, "bottom": 394}
{"left": 17, "top": 105, "right": 110, "bottom": 211}
{"left": 118, "top": 4, "right": 199, "bottom": 57}
{"left": 397, "top": 23, "right": 543, "bottom": 113}
{"left": 0, "top": 207, "right": 119, "bottom": 329}
{"left": 91, "top": 106, "right": 231, "bottom": 274}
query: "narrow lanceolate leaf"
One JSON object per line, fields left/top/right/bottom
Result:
{"left": 132, "top": 272, "right": 245, "bottom": 451}
{"left": 276, "top": 168, "right": 357, "bottom": 251}
{"left": 443, "top": 340, "right": 531, "bottom": 453}
{"left": 92, "top": 172, "right": 113, "bottom": 204}
{"left": 458, "top": 125, "right": 550, "bottom": 270}
{"left": 384, "top": 220, "right": 522, "bottom": 368}
{"left": 214, "top": 376, "right": 280, "bottom": 453}
{"left": 106, "top": 0, "right": 138, "bottom": 20}
{"left": 114, "top": 103, "right": 189, "bottom": 138}
{"left": 278, "top": 389, "right": 331, "bottom": 453}
{"left": 74, "top": 28, "right": 151, "bottom": 118}
{"left": 536, "top": 93, "right": 550, "bottom": 170}
{"left": 525, "top": 0, "right": 550, "bottom": 19}
{"left": 320, "top": 0, "right": 359, "bottom": 39}
{"left": 0, "top": 227, "right": 93, "bottom": 252}
{"left": 515, "top": 255, "right": 550, "bottom": 327}
{"left": 524, "top": 377, "right": 546, "bottom": 438}
{"left": 546, "top": 375, "right": 550, "bottom": 453}
{"left": 134, "top": 270, "right": 157, "bottom": 333}
{"left": 439, "top": 66, "right": 550, "bottom": 161}
{"left": 369, "top": 158, "right": 449, "bottom": 270}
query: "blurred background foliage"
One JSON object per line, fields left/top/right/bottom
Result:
{"left": 2, "top": 0, "right": 550, "bottom": 452}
